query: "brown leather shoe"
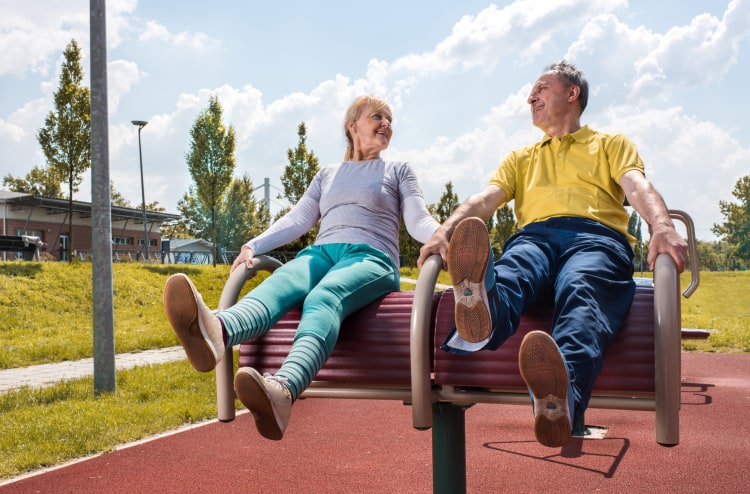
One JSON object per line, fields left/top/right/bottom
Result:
{"left": 234, "top": 367, "right": 292, "bottom": 441}
{"left": 448, "top": 217, "right": 491, "bottom": 343}
{"left": 518, "top": 330, "right": 572, "bottom": 448}
{"left": 163, "top": 273, "right": 225, "bottom": 372}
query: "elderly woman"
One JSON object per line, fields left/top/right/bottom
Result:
{"left": 164, "top": 95, "right": 439, "bottom": 440}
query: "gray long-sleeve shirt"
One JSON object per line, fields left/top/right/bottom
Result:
{"left": 245, "top": 159, "right": 438, "bottom": 268}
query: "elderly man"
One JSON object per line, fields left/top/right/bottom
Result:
{"left": 418, "top": 60, "right": 688, "bottom": 448}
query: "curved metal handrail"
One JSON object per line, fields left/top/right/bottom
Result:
{"left": 669, "top": 209, "right": 700, "bottom": 298}
{"left": 218, "top": 255, "right": 284, "bottom": 310}
{"left": 215, "top": 255, "right": 283, "bottom": 422}
{"left": 410, "top": 254, "right": 443, "bottom": 430}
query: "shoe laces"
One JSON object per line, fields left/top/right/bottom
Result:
{"left": 263, "top": 373, "right": 288, "bottom": 386}
{"left": 263, "top": 373, "right": 291, "bottom": 397}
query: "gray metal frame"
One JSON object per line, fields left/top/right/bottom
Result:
{"left": 215, "top": 211, "right": 699, "bottom": 447}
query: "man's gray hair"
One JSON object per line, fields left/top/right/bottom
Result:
{"left": 545, "top": 60, "right": 589, "bottom": 114}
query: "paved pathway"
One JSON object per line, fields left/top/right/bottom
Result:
{"left": 0, "top": 346, "right": 187, "bottom": 394}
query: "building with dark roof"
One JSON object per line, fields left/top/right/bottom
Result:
{"left": 0, "top": 190, "right": 180, "bottom": 261}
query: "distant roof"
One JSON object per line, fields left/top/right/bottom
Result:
{"left": 168, "top": 238, "right": 212, "bottom": 250}
{"left": 0, "top": 190, "right": 31, "bottom": 201}
{"left": 0, "top": 191, "right": 180, "bottom": 223}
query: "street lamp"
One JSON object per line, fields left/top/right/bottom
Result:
{"left": 131, "top": 120, "right": 149, "bottom": 263}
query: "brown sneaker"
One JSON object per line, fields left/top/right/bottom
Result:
{"left": 518, "top": 331, "right": 572, "bottom": 448}
{"left": 163, "top": 273, "right": 225, "bottom": 372}
{"left": 448, "top": 217, "right": 491, "bottom": 343}
{"left": 234, "top": 367, "right": 292, "bottom": 441}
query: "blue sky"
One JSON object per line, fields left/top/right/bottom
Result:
{"left": 1, "top": 0, "right": 748, "bottom": 241}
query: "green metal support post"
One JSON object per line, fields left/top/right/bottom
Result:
{"left": 432, "top": 403, "right": 470, "bottom": 494}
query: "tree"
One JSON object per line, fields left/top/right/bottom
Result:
{"left": 395, "top": 181, "right": 459, "bottom": 268}
{"left": 493, "top": 205, "right": 517, "bottom": 255}
{"left": 276, "top": 122, "right": 320, "bottom": 251}
{"left": 696, "top": 240, "right": 724, "bottom": 271}
{"left": 178, "top": 175, "right": 269, "bottom": 262}
{"left": 36, "top": 39, "right": 91, "bottom": 260}
{"left": 398, "top": 219, "right": 421, "bottom": 267}
{"left": 176, "top": 188, "right": 209, "bottom": 240}
{"left": 712, "top": 174, "right": 750, "bottom": 268}
{"left": 216, "top": 174, "right": 270, "bottom": 254}
{"left": 3, "top": 165, "right": 63, "bottom": 197}
{"left": 110, "top": 181, "right": 131, "bottom": 208}
{"left": 281, "top": 122, "right": 319, "bottom": 204}
{"left": 433, "top": 181, "right": 460, "bottom": 223}
{"left": 628, "top": 211, "right": 647, "bottom": 272}
{"left": 185, "top": 95, "right": 236, "bottom": 266}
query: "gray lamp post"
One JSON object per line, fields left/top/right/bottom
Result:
{"left": 131, "top": 120, "right": 149, "bottom": 263}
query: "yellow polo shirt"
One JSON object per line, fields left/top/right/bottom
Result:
{"left": 489, "top": 125, "right": 644, "bottom": 240}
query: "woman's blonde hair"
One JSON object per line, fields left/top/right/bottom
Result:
{"left": 343, "top": 95, "right": 392, "bottom": 161}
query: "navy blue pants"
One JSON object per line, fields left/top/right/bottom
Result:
{"left": 484, "top": 217, "right": 635, "bottom": 420}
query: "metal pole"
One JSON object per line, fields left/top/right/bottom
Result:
{"left": 432, "top": 403, "right": 468, "bottom": 494}
{"left": 90, "top": 0, "right": 116, "bottom": 395}
{"left": 132, "top": 120, "right": 149, "bottom": 263}
{"left": 264, "top": 177, "right": 270, "bottom": 212}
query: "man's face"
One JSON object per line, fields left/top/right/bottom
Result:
{"left": 526, "top": 72, "right": 576, "bottom": 131}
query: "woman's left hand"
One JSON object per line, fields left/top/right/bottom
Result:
{"left": 231, "top": 245, "right": 255, "bottom": 273}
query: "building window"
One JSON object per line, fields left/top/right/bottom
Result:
{"left": 15, "top": 229, "right": 43, "bottom": 238}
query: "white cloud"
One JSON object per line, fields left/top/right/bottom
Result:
{"left": 104, "top": 0, "right": 139, "bottom": 48}
{"left": 106, "top": 59, "right": 143, "bottom": 114}
{"left": 566, "top": 1, "right": 750, "bottom": 103}
{"left": 0, "top": 4, "right": 88, "bottom": 77}
{"left": 0, "top": 97, "right": 47, "bottom": 159}
{"left": 0, "top": 0, "right": 746, "bottom": 243}
{"left": 0, "top": 117, "right": 24, "bottom": 141}
{"left": 138, "top": 20, "right": 220, "bottom": 50}
{"left": 594, "top": 105, "right": 746, "bottom": 239}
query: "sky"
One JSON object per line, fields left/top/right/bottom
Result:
{"left": 0, "top": 0, "right": 748, "bottom": 242}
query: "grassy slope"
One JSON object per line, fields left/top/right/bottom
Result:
{"left": 1, "top": 263, "right": 748, "bottom": 370}
{"left": 0, "top": 262, "right": 265, "bottom": 368}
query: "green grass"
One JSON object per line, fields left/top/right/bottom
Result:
{"left": 1, "top": 262, "right": 747, "bottom": 367}
{"left": 0, "top": 357, "right": 231, "bottom": 479}
{"left": 0, "top": 262, "right": 267, "bottom": 369}
{"left": 1, "top": 262, "right": 747, "bottom": 365}
{"left": 679, "top": 271, "right": 750, "bottom": 352}
{"left": 0, "top": 261, "right": 747, "bottom": 480}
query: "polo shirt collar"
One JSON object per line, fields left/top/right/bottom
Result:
{"left": 541, "top": 125, "right": 593, "bottom": 145}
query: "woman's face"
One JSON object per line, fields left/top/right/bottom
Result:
{"left": 348, "top": 104, "right": 393, "bottom": 161}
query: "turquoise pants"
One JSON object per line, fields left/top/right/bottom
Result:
{"left": 218, "top": 243, "right": 400, "bottom": 400}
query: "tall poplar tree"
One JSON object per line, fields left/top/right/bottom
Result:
{"left": 281, "top": 122, "right": 319, "bottom": 204}
{"left": 185, "top": 96, "right": 236, "bottom": 266}
{"left": 276, "top": 122, "right": 320, "bottom": 250}
{"left": 37, "top": 39, "right": 91, "bottom": 260}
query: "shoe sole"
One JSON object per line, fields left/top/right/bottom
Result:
{"left": 163, "top": 273, "right": 217, "bottom": 372}
{"left": 234, "top": 368, "right": 284, "bottom": 441}
{"left": 518, "top": 331, "right": 571, "bottom": 448}
{"left": 448, "top": 217, "right": 491, "bottom": 343}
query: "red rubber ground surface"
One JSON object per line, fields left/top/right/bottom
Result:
{"left": 2, "top": 352, "right": 748, "bottom": 494}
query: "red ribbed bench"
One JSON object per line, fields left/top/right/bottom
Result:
{"left": 214, "top": 210, "right": 700, "bottom": 494}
